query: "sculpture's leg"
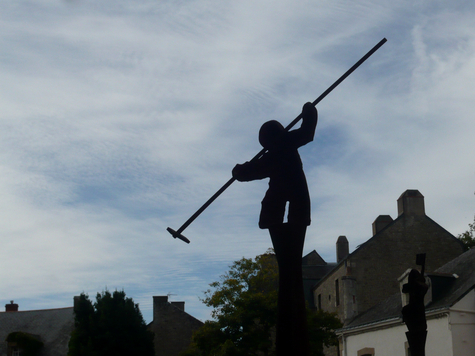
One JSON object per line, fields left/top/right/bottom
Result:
{"left": 406, "top": 331, "right": 427, "bottom": 356}
{"left": 270, "top": 223, "right": 309, "bottom": 356}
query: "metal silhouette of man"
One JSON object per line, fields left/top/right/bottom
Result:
{"left": 232, "top": 102, "right": 317, "bottom": 356}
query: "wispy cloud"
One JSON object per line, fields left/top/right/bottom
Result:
{"left": 0, "top": 0, "right": 474, "bottom": 322}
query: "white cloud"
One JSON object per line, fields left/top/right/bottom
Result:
{"left": 0, "top": 0, "right": 474, "bottom": 323}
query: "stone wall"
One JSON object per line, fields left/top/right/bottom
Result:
{"left": 349, "top": 214, "right": 463, "bottom": 315}
{"left": 313, "top": 262, "right": 348, "bottom": 318}
{"left": 149, "top": 296, "right": 203, "bottom": 356}
{"left": 313, "top": 190, "right": 464, "bottom": 324}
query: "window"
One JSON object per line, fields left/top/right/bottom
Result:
{"left": 317, "top": 294, "right": 322, "bottom": 310}
{"left": 335, "top": 279, "right": 340, "bottom": 306}
{"left": 357, "top": 347, "right": 375, "bottom": 356}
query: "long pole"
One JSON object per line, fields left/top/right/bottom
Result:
{"left": 167, "top": 38, "right": 387, "bottom": 243}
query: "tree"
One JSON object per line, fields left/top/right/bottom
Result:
{"left": 68, "top": 290, "right": 154, "bottom": 356}
{"left": 6, "top": 332, "right": 43, "bottom": 356}
{"left": 182, "top": 250, "right": 342, "bottom": 356}
{"left": 458, "top": 215, "right": 475, "bottom": 251}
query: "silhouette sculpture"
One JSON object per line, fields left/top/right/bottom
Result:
{"left": 402, "top": 253, "right": 428, "bottom": 356}
{"left": 167, "top": 38, "right": 387, "bottom": 244}
{"left": 232, "top": 102, "right": 317, "bottom": 356}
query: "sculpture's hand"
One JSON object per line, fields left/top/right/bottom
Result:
{"left": 302, "top": 102, "right": 317, "bottom": 117}
{"left": 232, "top": 163, "right": 245, "bottom": 180}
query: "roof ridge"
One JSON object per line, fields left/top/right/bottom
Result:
{"left": 0, "top": 306, "right": 74, "bottom": 314}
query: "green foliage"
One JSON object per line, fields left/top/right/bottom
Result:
{"left": 182, "top": 249, "right": 342, "bottom": 356}
{"left": 6, "top": 332, "right": 44, "bottom": 356}
{"left": 307, "top": 310, "right": 343, "bottom": 356}
{"left": 458, "top": 215, "right": 475, "bottom": 251}
{"left": 68, "top": 290, "right": 154, "bottom": 356}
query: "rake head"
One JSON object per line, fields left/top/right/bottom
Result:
{"left": 167, "top": 227, "right": 191, "bottom": 244}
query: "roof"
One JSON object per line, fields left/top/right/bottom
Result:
{"left": 0, "top": 307, "right": 74, "bottom": 356}
{"left": 302, "top": 264, "right": 337, "bottom": 280}
{"left": 302, "top": 250, "right": 327, "bottom": 266}
{"left": 300, "top": 250, "right": 338, "bottom": 308}
{"left": 340, "top": 248, "right": 475, "bottom": 331}
{"left": 302, "top": 250, "right": 337, "bottom": 280}
{"left": 429, "top": 247, "right": 475, "bottom": 309}
{"left": 313, "top": 212, "right": 464, "bottom": 292}
{"left": 311, "top": 216, "right": 404, "bottom": 291}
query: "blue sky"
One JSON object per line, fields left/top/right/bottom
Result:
{"left": 1, "top": 0, "right": 475, "bottom": 323}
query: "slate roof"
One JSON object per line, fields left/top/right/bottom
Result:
{"left": 429, "top": 248, "right": 475, "bottom": 309}
{"left": 302, "top": 264, "right": 337, "bottom": 280}
{"left": 301, "top": 250, "right": 337, "bottom": 279}
{"left": 301, "top": 250, "right": 337, "bottom": 308}
{"left": 302, "top": 250, "right": 327, "bottom": 266}
{"left": 341, "top": 248, "right": 475, "bottom": 330}
{"left": 0, "top": 307, "right": 74, "bottom": 356}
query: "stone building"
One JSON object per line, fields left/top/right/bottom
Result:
{"left": 148, "top": 296, "right": 204, "bottom": 356}
{"left": 302, "top": 250, "right": 337, "bottom": 308}
{"left": 336, "top": 248, "right": 475, "bottom": 356}
{"left": 0, "top": 295, "right": 203, "bottom": 356}
{"left": 0, "top": 302, "right": 74, "bottom": 356}
{"left": 312, "top": 190, "right": 464, "bottom": 356}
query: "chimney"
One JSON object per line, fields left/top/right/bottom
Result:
{"left": 171, "top": 301, "right": 185, "bottom": 311}
{"left": 73, "top": 296, "right": 83, "bottom": 311}
{"left": 372, "top": 215, "right": 394, "bottom": 235}
{"left": 152, "top": 296, "right": 186, "bottom": 323}
{"left": 5, "top": 301, "right": 18, "bottom": 312}
{"left": 336, "top": 235, "right": 349, "bottom": 263}
{"left": 397, "top": 190, "right": 425, "bottom": 216}
{"left": 153, "top": 296, "right": 169, "bottom": 307}
{"left": 153, "top": 296, "right": 168, "bottom": 323}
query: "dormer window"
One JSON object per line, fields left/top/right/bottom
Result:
{"left": 398, "top": 269, "right": 457, "bottom": 307}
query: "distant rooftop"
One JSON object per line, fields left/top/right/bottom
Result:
{"left": 0, "top": 306, "right": 74, "bottom": 356}
{"left": 341, "top": 248, "right": 475, "bottom": 330}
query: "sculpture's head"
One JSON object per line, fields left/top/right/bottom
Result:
{"left": 408, "top": 269, "right": 421, "bottom": 283}
{"left": 259, "top": 120, "right": 284, "bottom": 150}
